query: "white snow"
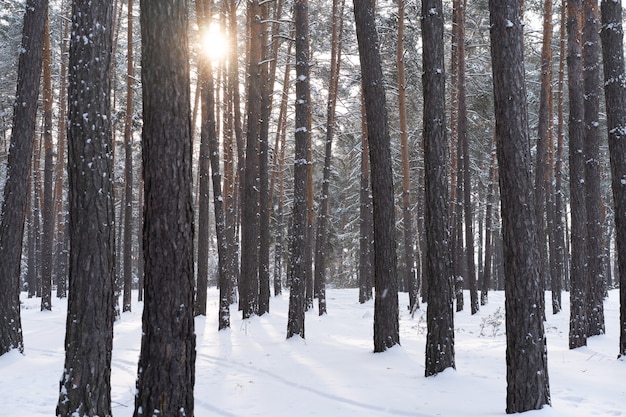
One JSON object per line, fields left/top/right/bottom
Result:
{"left": 2, "top": 289, "right": 624, "bottom": 416}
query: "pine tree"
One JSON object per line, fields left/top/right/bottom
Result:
{"left": 489, "top": 0, "right": 551, "bottom": 411}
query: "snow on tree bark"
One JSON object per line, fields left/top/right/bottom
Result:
{"left": 56, "top": 0, "right": 115, "bottom": 414}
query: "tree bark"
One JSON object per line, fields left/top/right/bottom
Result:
{"left": 287, "top": 0, "right": 310, "bottom": 339}
{"left": 599, "top": 0, "right": 626, "bottom": 358}
{"left": 582, "top": 0, "right": 606, "bottom": 337}
{"left": 422, "top": 0, "right": 455, "bottom": 375}
{"left": 567, "top": 0, "right": 588, "bottom": 349}
{"left": 134, "top": 0, "right": 196, "bottom": 414}
{"left": 489, "top": 1, "right": 551, "bottom": 411}
{"left": 54, "top": 6, "right": 69, "bottom": 299}
{"left": 0, "top": 0, "right": 48, "bottom": 356}
{"left": 353, "top": 0, "right": 400, "bottom": 353}
{"left": 56, "top": 0, "right": 115, "bottom": 413}
{"left": 122, "top": 0, "right": 135, "bottom": 313}
{"left": 41, "top": 11, "right": 53, "bottom": 312}
{"left": 314, "top": 0, "right": 344, "bottom": 316}
{"left": 240, "top": 0, "right": 263, "bottom": 319}
{"left": 534, "top": 0, "right": 555, "bottom": 320}
{"left": 397, "top": 0, "right": 419, "bottom": 313}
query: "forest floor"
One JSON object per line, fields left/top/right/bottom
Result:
{"left": 1, "top": 287, "right": 623, "bottom": 416}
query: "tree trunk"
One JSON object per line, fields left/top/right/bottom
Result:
{"left": 0, "top": 0, "right": 48, "bottom": 356}
{"left": 457, "top": 0, "right": 478, "bottom": 315}
{"left": 353, "top": 0, "right": 400, "bottom": 353}
{"left": 56, "top": 0, "right": 115, "bottom": 414}
{"left": 599, "top": 0, "right": 626, "bottom": 358}
{"left": 422, "top": 0, "right": 455, "bottom": 375}
{"left": 567, "top": 0, "right": 588, "bottom": 349}
{"left": 582, "top": 0, "right": 606, "bottom": 337}
{"left": 54, "top": 7, "right": 70, "bottom": 299}
{"left": 314, "top": 0, "right": 344, "bottom": 317}
{"left": 122, "top": 0, "right": 135, "bottom": 313}
{"left": 272, "top": 42, "right": 292, "bottom": 297}
{"left": 134, "top": 1, "right": 196, "bottom": 414}
{"left": 481, "top": 145, "right": 497, "bottom": 305}
{"left": 287, "top": 0, "right": 310, "bottom": 339}
{"left": 240, "top": 0, "right": 262, "bottom": 319}
{"left": 535, "top": 0, "right": 555, "bottom": 320}
{"left": 489, "top": 1, "right": 551, "bottom": 412}
{"left": 358, "top": 100, "right": 373, "bottom": 305}
{"left": 397, "top": 0, "right": 418, "bottom": 313}
{"left": 194, "top": 0, "right": 211, "bottom": 317}
{"left": 41, "top": 11, "right": 53, "bottom": 312}
{"left": 551, "top": 0, "right": 567, "bottom": 314}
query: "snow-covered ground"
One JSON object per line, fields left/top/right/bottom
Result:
{"left": 1, "top": 288, "right": 623, "bottom": 416}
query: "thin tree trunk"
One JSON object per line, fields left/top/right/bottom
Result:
{"left": 240, "top": 0, "right": 263, "bottom": 318}
{"left": 481, "top": 144, "right": 497, "bottom": 305}
{"left": 122, "top": 0, "right": 135, "bottom": 313}
{"left": 54, "top": 4, "right": 69, "bottom": 299}
{"left": 567, "top": 0, "right": 588, "bottom": 349}
{"left": 272, "top": 43, "right": 292, "bottom": 297}
{"left": 535, "top": 0, "right": 555, "bottom": 320}
{"left": 551, "top": 0, "right": 567, "bottom": 314}
{"left": 358, "top": 97, "right": 373, "bottom": 304}
{"left": 287, "top": 0, "right": 310, "bottom": 339}
{"left": 397, "top": 0, "right": 418, "bottom": 313}
{"left": 41, "top": 11, "right": 53, "bottom": 312}
{"left": 314, "top": 0, "right": 344, "bottom": 316}
{"left": 457, "top": 0, "right": 478, "bottom": 315}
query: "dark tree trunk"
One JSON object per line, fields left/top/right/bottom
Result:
{"left": 358, "top": 107, "right": 373, "bottom": 305}
{"left": 397, "top": 0, "right": 419, "bottom": 313}
{"left": 353, "top": 0, "right": 400, "bottom": 353}
{"left": 422, "top": 0, "right": 455, "bottom": 375}
{"left": 599, "top": 0, "right": 626, "bottom": 358}
{"left": 122, "top": 0, "right": 135, "bottom": 313}
{"left": 535, "top": 0, "right": 555, "bottom": 320}
{"left": 195, "top": 0, "right": 211, "bottom": 317}
{"left": 226, "top": 0, "right": 242, "bottom": 305}
{"left": 481, "top": 146, "right": 497, "bottom": 306}
{"left": 287, "top": 0, "right": 310, "bottom": 339}
{"left": 41, "top": 11, "right": 53, "bottom": 312}
{"left": 567, "top": 0, "right": 588, "bottom": 349}
{"left": 551, "top": 0, "right": 567, "bottom": 314}
{"left": 56, "top": 0, "right": 115, "bottom": 414}
{"left": 489, "top": 1, "right": 551, "bottom": 412}
{"left": 54, "top": 10, "right": 69, "bottom": 299}
{"left": 314, "top": 0, "right": 344, "bottom": 316}
{"left": 0, "top": 0, "right": 48, "bottom": 356}
{"left": 457, "top": 0, "right": 478, "bottom": 316}
{"left": 240, "top": 0, "right": 263, "bottom": 319}
{"left": 197, "top": 0, "right": 233, "bottom": 330}
{"left": 272, "top": 55, "right": 291, "bottom": 297}
{"left": 134, "top": 1, "right": 196, "bottom": 415}
{"left": 258, "top": 0, "right": 274, "bottom": 316}
{"left": 582, "top": 0, "right": 606, "bottom": 337}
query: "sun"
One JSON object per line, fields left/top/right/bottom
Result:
{"left": 200, "top": 23, "right": 228, "bottom": 63}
